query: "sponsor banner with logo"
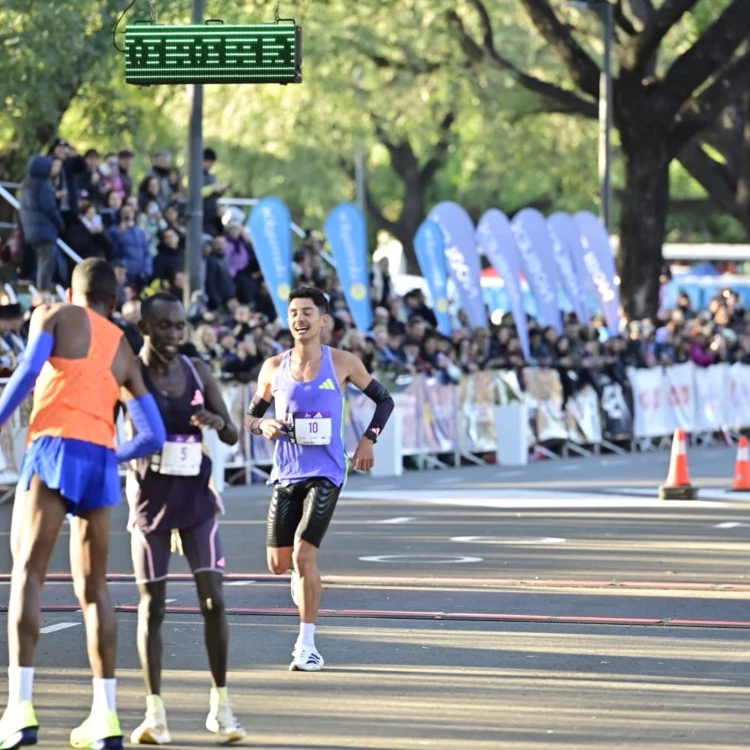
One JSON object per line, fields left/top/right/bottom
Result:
{"left": 591, "top": 370, "right": 633, "bottom": 439}
{"left": 476, "top": 209, "right": 531, "bottom": 361}
{"left": 565, "top": 384, "right": 603, "bottom": 445}
{"left": 511, "top": 208, "right": 563, "bottom": 333}
{"left": 522, "top": 368, "right": 568, "bottom": 443}
{"left": 628, "top": 363, "right": 697, "bottom": 438}
{"left": 247, "top": 197, "right": 293, "bottom": 322}
{"left": 547, "top": 212, "right": 589, "bottom": 323}
{"left": 324, "top": 203, "right": 373, "bottom": 332}
{"left": 414, "top": 219, "right": 452, "bottom": 337}
{"left": 421, "top": 376, "right": 458, "bottom": 452}
{"left": 729, "top": 363, "right": 750, "bottom": 428}
{"left": 694, "top": 363, "right": 730, "bottom": 433}
{"left": 573, "top": 211, "right": 621, "bottom": 333}
{"left": 429, "top": 202, "right": 486, "bottom": 329}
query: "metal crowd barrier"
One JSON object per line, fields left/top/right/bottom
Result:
{"left": 2, "top": 361, "right": 748, "bottom": 502}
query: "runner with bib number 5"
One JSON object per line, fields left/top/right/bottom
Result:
{"left": 125, "top": 293, "right": 246, "bottom": 745}
{"left": 245, "top": 287, "right": 395, "bottom": 672}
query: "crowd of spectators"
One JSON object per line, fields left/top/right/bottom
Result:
{"left": 2, "top": 139, "right": 750, "bottom": 387}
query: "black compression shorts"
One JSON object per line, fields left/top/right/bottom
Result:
{"left": 266, "top": 478, "right": 341, "bottom": 549}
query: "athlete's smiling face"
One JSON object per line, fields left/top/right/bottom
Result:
{"left": 142, "top": 300, "right": 186, "bottom": 361}
{"left": 288, "top": 297, "right": 328, "bottom": 343}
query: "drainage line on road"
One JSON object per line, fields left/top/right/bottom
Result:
{"left": 8, "top": 604, "right": 750, "bottom": 630}
{"left": 6, "top": 572, "right": 750, "bottom": 593}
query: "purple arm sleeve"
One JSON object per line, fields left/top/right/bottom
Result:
{"left": 244, "top": 396, "right": 272, "bottom": 435}
{"left": 363, "top": 378, "right": 394, "bottom": 438}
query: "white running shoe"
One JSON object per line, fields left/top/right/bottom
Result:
{"left": 289, "top": 645, "right": 325, "bottom": 672}
{"left": 206, "top": 688, "right": 246, "bottom": 744}
{"left": 290, "top": 570, "right": 299, "bottom": 607}
{"left": 131, "top": 695, "right": 172, "bottom": 745}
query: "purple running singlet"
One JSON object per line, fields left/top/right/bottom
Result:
{"left": 270, "top": 346, "right": 347, "bottom": 488}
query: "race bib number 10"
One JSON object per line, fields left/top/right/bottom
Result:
{"left": 290, "top": 411, "right": 332, "bottom": 446}
{"left": 159, "top": 434, "right": 203, "bottom": 476}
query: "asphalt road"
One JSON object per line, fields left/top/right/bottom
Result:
{"left": 0, "top": 443, "right": 749, "bottom": 748}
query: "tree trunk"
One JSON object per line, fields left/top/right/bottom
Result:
{"left": 618, "top": 135, "right": 671, "bottom": 320}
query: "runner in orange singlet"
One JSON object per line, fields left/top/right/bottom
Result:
{"left": 0, "top": 258, "right": 166, "bottom": 750}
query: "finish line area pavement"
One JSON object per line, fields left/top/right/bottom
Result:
{"left": 1, "top": 446, "right": 750, "bottom": 748}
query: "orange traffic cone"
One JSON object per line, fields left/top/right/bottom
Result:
{"left": 731, "top": 436, "right": 750, "bottom": 492}
{"left": 659, "top": 428, "right": 698, "bottom": 500}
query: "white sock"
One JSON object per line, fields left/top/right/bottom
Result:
{"left": 7, "top": 667, "right": 34, "bottom": 707}
{"left": 92, "top": 678, "right": 117, "bottom": 713}
{"left": 297, "top": 622, "right": 316, "bottom": 649}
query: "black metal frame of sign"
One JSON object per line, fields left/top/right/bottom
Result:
{"left": 125, "top": 22, "right": 303, "bottom": 85}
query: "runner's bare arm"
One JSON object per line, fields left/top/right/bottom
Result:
{"left": 190, "top": 358, "right": 239, "bottom": 446}
{"left": 335, "top": 349, "right": 395, "bottom": 443}
{"left": 244, "top": 356, "right": 281, "bottom": 436}
{"left": 0, "top": 304, "right": 59, "bottom": 426}
{"left": 116, "top": 341, "right": 167, "bottom": 462}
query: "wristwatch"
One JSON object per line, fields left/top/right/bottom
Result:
{"left": 363, "top": 428, "right": 379, "bottom": 444}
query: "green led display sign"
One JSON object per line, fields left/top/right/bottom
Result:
{"left": 125, "top": 23, "right": 302, "bottom": 85}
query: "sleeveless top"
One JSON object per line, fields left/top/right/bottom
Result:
{"left": 126, "top": 355, "right": 218, "bottom": 533}
{"left": 270, "top": 346, "right": 347, "bottom": 487}
{"left": 28, "top": 307, "right": 122, "bottom": 450}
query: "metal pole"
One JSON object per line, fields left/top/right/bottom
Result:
{"left": 353, "top": 67, "right": 367, "bottom": 223}
{"left": 185, "top": 0, "right": 204, "bottom": 309}
{"left": 599, "top": 0, "right": 614, "bottom": 234}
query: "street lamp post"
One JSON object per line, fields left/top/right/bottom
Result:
{"left": 185, "top": 0, "right": 205, "bottom": 310}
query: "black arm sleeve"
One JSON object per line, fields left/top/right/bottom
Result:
{"left": 244, "top": 396, "right": 272, "bottom": 435}
{"left": 363, "top": 378, "right": 395, "bottom": 438}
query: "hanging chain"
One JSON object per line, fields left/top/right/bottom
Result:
{"left": 148, "top": 0, "right": 156, "bottom": 23}
{"left": 274, "top": 1, "right": 281, "bottom": 22}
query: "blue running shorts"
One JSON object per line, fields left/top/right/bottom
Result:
{"left": 18, "top": 436, "right": 121, "bottom": 515}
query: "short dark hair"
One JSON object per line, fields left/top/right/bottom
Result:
{"left": 141, "top": 292, "right": 182, "bottom": 321}
{"left": 71, "top": 258, "right": 117, "bottom": 307}
{"left": 288, "top": 286, "right": 329, "bottom": 315}
{"left": 203, "top": 147, "right": 217, "bottom": 161}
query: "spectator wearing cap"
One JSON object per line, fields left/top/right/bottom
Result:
{"left": 47, "top": 138, "right": 86, "bottom": 226}
{"left": 79, "top": 149, "right": 103, "bottom": 206}
{"left": 19, "top": 155, "right": 65, "bottom": 291}
{"left": 202, "top": 148, "right": 230, "bottom": 236}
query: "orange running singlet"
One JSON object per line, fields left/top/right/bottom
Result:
{"left": 27, "top": 308, "right": 123, "bottom": 450}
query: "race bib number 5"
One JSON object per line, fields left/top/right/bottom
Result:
{"left": 290, "top": 412, "right": 332, "bottom": 446}
{"left": 159, "top": 434, "right": 203, "bottom": 476}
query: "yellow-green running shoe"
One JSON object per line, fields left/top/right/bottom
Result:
{"left": 69, "top": 710, "right": 123, "bottom": 750}
{"left": 0, "top": 700, "right": 39, "bottom": 748}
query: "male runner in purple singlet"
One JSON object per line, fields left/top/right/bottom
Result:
{"left": 126, "top": 293, "right": 245, "bottom": 745}
{"left": 245, "top": 287, "right": 394, "bottom": 671}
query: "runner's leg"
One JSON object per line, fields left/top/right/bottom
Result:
{"left": 69, "top": 506, "right": 117, "bottom": 681}
{"left": 130, "top": 529, "right": 171, "bottom": 695}
{"left": 7, "top": 474, "right": 66, "bottom": 671}
{"left": 289, "top": 479, "right": 341, "bottom": 671}
{"left": 266, "top": 483, "right": 302, "bottom": 576}
{"left": 182, "top": 518, "right": 245, "bottom": 743}
{"left": 129, "top": 529, "right": 172, "bottom": 745}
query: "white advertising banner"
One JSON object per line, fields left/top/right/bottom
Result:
{"left": 694, "top": 363, "right": 730, "bottom": 433}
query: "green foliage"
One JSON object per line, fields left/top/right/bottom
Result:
{"left": 0, "top": 0, "right": 741, "bottom": 244}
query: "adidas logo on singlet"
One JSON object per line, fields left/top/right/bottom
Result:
{"left": 318, "top": 379, "right": 336, "bottom": 390}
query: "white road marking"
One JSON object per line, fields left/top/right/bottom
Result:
{"left": 451, "top": 536, "right": 566, "bottom": 545}
{"left": 435, "top": 477, "right": 458, "bottom": 485}
{"left": 40, "top": 622, "right": 80, "bottom": 634}
{"left": 226, "top": 581, "right": 259, "bottom": 586}
{"left": 165, "top": 598, "right": 177, "bottom": 603}
{"left": 378, "top": 517, "right": 417, "bottom": 524}
{"left": 714, "top": 522, "right": 750, "bottom": 529}
{"left": 342, "top": 489, "right": 726, "bottom": 510}
{"left": 359, "top": 554, "right": 483, "bottom": 564}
